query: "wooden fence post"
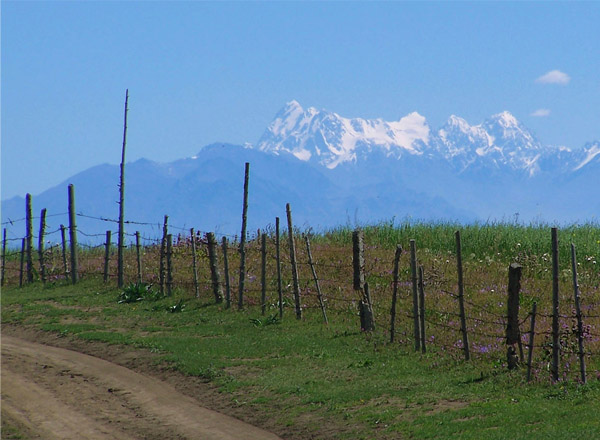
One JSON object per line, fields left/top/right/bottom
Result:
{"left": 352, "top": 229, "right": 365, "bottom": 291}
{"left": 455, "top": 230, "right": 470, "bottom": 361}
{"left": 38, "top": 208, "right": 47, "bottom": 283}
{"left": 68, "top": 184, "right": 78, "bottom": 284}
{"left": 207, "top": 232, "right": 223, "bottom": 304}
{"left": 526, "top": 302, "right": 537, "bottom": 382}
{"left": 159, "top": 215, "right": 168, "bottom": 294}
{"left": 19, "top": 238, "right": 26, "bottom": 287}
{"left": 506, "top": 263, "right": 523, "bottom": 369}
{"left": 389, "top": 245, "right": 402, "bottom": 343}
{"left": 135, "top": 231, "right": 142, "bottom": 284}
{"left": 25, "top": 193, "right": 33, "bottom": 283}
{"left": 166, "top": 233, "right": 173, "bottom": 297}
{"left": 103, "top": 230, "right": 112, "bottom": 283}
{"left": 190, "top": 229, "right": 200, "bottom": 298}
{"left": 286, "top": 203, "right": 302, "bottom": 319}
{"left": 238, "top": 162, "right": 250, "bottom": 310}
{"left": 551, "top": 227, "right": 559, "bottom": 381}
{"left": 571, "top": 244, "right": 586, "bottom": 384}
{"left": 117, "top": 89, "right": 129, "bottom": 289}
{"left": 275, "top": 217, "right": 283, "bottom": 319}
{"left": 410, "top": 239, "right": 421, "bottom": 351}
{"left": 60, "top": 225, "right": 68, "bottom": 280}
{"left": 418, "top": 265, "right": 426, "bottom": 354}
{"left": 305, "top": 235, "right": 328, "bottom": 324}
{"left": 359, "top": 282, "right": 375, "bottom": 331}
{"left": 261, "top": 233, "right": 267, "bottom": 315}
{"left": 222, "top": 237, "right": 231, "bottom": 308}
{"left": 1, "top": 228, "right": 6, "bottom": 287}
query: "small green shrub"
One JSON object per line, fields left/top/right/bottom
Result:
{"left": 117, "top": 283, "right": 162, "bottom": 304}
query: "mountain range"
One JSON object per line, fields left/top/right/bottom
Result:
{"left": 2, "top": 101, "right": 598, "bottom": 243}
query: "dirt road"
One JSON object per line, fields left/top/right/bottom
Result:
{"left": 1, "top": 335, "right": 282, "bottom": 439}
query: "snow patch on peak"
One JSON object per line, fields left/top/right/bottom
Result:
{"left": 491, "top": 111, "right": 519, "bottom": 128}
{"left": 574, "top": 142, "right": 600, "bottom": 171}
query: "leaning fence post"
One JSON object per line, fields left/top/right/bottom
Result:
{"left": 1, "top": 228, "right": 6, "bottom": 287}
{"left": 261, "top": 233, "right": 267, "bottom": 315}
{"left": 207, "top": 232, "right": 223, "bottom": 304}
{"left": 389, "top": 245, "right": 402, "bottom": 343}
{"left": 190, "top": 229, "right": 200, "bottom": 298}
{"left": 238, "top": 162, "right": 250, "bottom": 310}
{"left": 418, "top": 265, "right": 426, "bottom": 354}
{"left": 506, "top": 263, "right": 523, "bottom": 369}
{"left": 455, "top": 230, "right": 470, "bottom": 361}
{"left": 103, "top": 230, "right": 112, "bottom": 283}
{"left": 410, "top": 239, "right": 421, "bottom": 351}
{"left": 19, "top": 238, "right": 26, "bottom": 287}
{"left": 68, "top": 184, "right": 78, "bottom": 284}
{"left": 135, "top": 231, "right": 142, "bottom": 284}
{"left": 60, "top": 225, "right": 68, "bottom": 280}
{"left": 526, "top": 302, "right": 537, "bottom": 382}
{"left": 286, "top": 203, "right": 302, "bottom": 319}
{"left": 159, "top": 215, "right": 168, "bottom": 294}
{"left": 571, "top": 243, "right": 586, "bottom": 384}
{"left": 166, "top": 233, "right": 173, "bottom": 297}
{"left": 275, "top": 217, "right": 283, "bottom": 319}
{"left": 117, "top": 89, "right": 129, "bottom": 289}
{"left": 305, "top": 235, "right": 328, "bottom": 324}
{"left": 38, "top": 208, "right": 47, "bottom": 283}
{"left": 25, "top": 193, "right": 33, "bottom": 283}
{"left": 222, "top": 237, "right": 231, "bottom": 308}
{"left": 551, "top": 227, "right": 559, "bottom": 381}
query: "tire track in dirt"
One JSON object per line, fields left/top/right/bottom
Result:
{"left": 1, "top": 335, "right": 282, "bottom": 440}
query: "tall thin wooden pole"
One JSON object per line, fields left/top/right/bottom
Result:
{"left": 389, "top": 245, "right": 402, "bottom": 343}
{"left": 159, "top": 215, "right": 168, "bottom": 294}
{"left": 286, "top": 203, "right": 302, "bottom": 319}
{"left": 19, "top": 238, "right": 26, "bottom": 287}
{"left": 190, "top": 229, "right": 200, "bottom": 298}
{"left": 103, "top": 230, "right": 112, "bottom": 283}
{"left": 410, "top": 239, "right": 420, "bottom": 351}
{"left": 207, "top": 232, "right": 223, "bottom": 303}
{"left": 261, "top": 233, "right": 267, "bottom": 315}
{"left": 238, "top": 162, "right": 250, "bottom": 310}
{"left": 418, "top": 265, "right": 426, "bottom": 354}
{"left": 25, "top": 193, "right": 33, "bottom": 283}
{"left": 526, "top": 302, "right": 537, "bottom": 382}
{"left": 352, "top": 229, "right": 365, "bottom": 291}
{"left": 222, "top": 237, "right": 231, "bottom": 308}
{"left": 1, "top": 228, "right": 6, "bottom": 287}
{"left": 551, "top": 227, "right": 559, "bottom": 381}
{"left": 305, "top": 235, "right": 328, "bottom": 324}
{"left": 68, "top": 184, "right": 78, "bottom": 284}
{"left": 455, "top": 230, "right": 470, "bottom": 361}
{"left": 571, "top": 244, "right": 586, "bottom": 384}
{"left": 275, "top": 217, "right": 283, "bottom": 319}
{"left": 117, "top": 89, "right": 129, "bottom": 288}
{"left": 60, "top": 225, "right": 68, "bottom": 280}
{"left": 38, "top": 208, "right": 47, "bottom": 283}
{"left": 135, "top": 231, "right": 142, "bottom": 284}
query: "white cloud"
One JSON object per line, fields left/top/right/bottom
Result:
{"left": 535, "top": 70, "right": 570, "bottom": 85}
{"left": 531, "top": 108, "right": 551, "bottom": 117}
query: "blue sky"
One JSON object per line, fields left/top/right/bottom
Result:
{"left": 2, "top": 1, "right": 599, "bottom": 200}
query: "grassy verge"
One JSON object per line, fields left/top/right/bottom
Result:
{"left": 2, "top": 278, "right": 599, "bottom": 439}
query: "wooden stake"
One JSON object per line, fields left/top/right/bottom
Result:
{"left": 455, "top": 230, "right": 470, "bottom": 361}
{"left": 60, "top": 225, "right": 68, "bottom": 280}
{"left": 389, "top": 245, "right": 402, "bottom": 343}
{"left": 352, "top": 229, "right": 365, "bottom": 291}
{"left": 410, "top": 239, "right": 421, "bottom": 351}
{"left": 571, "top": 244, "right": 586, "bottom": 384}
{"left": 526, "top": 302, "right": 537, "bottom": 382}
{"left": 103, "top": 230, "right": 112, "bottom": 283}
{"left": 551, "top": 227, "right": 559, "bottom": 381}
{"left": 190, "top": 229, "right": 200, "bottom": 298}
{"left": 238, "top": 162, "right": 250, "bottom": 310}
{"left": 305, "top": 235, "right": 328, "bottom": 324}
{"left": 159, "top": 215, "right": 168, "bottom": 294}
{"left": 275, "top": 217, "right": 283, "bottom": 319}
{"left": 1, "top": 228, "right": 6, "bottom": 287}
{"left": 25, "top": 193, "right": 33, "bottom": 283}
{"left": 207, "top": 232, "right": 223, "bottom": 303}
{"left": 418, "top": 265, "right": 426, "bottom": 354}
{"left": 135, "top": 231, "right": 142, "bottom": 284}
{"left": 166, "top": 233, "right": 173, "bottom": 297}
{"left": 19, "top": 238, "right": 25, "bottom": 287}
{"left": 38, "top": 208, "right": 47, "bottom": 283}
{"left": 222, "top": 236, "right": 231, "bottom": 308}
{"left": 506, "top": 263, "right": 522, "bottom": 369}
{"left": 68, "top": 184, "right": 78, "bottom": 284}
{"left": 117, "top": 89, "right": 129, "bottom": 288}
{"left": 286, "top": 203, "right": 302, "bottom": 319}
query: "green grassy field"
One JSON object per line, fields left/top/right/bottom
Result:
{"left": 2, "top": 222, "right": 600, "bottom": 438}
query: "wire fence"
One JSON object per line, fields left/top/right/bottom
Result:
{"left": 2, "top": 211, "right": 599, "bottom": 384}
